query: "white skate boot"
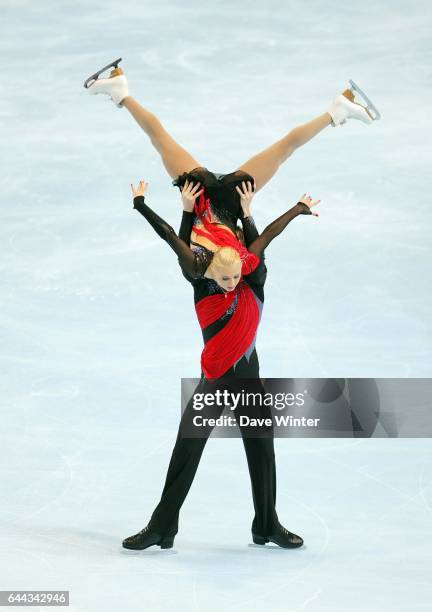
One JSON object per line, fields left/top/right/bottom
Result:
{"left": 85, "top": 61, "right": 129, "bottom": 108}
{"left": 327, "top": 79, "right": 381, "bottom": 127}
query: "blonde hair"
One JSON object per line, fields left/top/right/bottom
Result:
{"left": 208, "top": 246, "right": 241, "bottom": 275}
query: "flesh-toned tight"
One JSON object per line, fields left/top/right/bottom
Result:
{"left": 122, "top": 96, "right": 330, "bottom": 252}
{"left": 121, "top": 96, "right": 331, "bottom": 192}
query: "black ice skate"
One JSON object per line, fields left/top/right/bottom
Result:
{"left": 122, "top": 525, "right": 175, "bottom": 550}
{"left": 253, "top": 523, "right": 304, "bottom": 548}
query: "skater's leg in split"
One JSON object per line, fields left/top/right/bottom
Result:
{"left": 122, "top": 97, "right": 201, "bottom": 180}
{"left": 236, "top": 79, "right": 381, "bottom": 193}
{"left": 236, "top": 112, "right": 332, "bottom": 192}
{"left": 85, "top": 63, "right": 200, "bottom": 179}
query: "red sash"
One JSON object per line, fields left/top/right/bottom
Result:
{"left": 195, "top": 281, "right": 259, "bottom": 379}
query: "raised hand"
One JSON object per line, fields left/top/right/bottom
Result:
{"left": 181, "top": 179, "right": 204, "bottom": 212}
{"left": 131, "top": 180, "right": 149, "bottom": 198}
{"left": 298, "top": 192, "right": 321, "bottom": 217}
{"left": 235, "top": 180, "right": 255, "bottom": 218}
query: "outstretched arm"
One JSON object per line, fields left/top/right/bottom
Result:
{"left": 236, "top": 182, "right": 319, "bottom": 256}
{"left": 131, "top": 181, "right": 212, "bottom": 279}
{"left": 248, "top": 194, "right": 320, "bottom": 258}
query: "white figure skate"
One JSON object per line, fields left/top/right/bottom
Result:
{"left": 84, "top": 58, "right": 129, "bottom": 108}
{"left": 328, "top": 79, "right": 381, "bottom": 127}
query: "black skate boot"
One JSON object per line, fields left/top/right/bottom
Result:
{"left": 252, "top": 522, "right": 303, "bottom": 548}
{"left": 122, "top": 525, "right": 175, "bottom": 550}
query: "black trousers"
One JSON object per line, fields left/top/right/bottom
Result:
{"left": 147, "top": 351, "right": 279, "bottom": 537}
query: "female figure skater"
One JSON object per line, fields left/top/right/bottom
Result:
{"left": 86, "top": 61, "right": 378, "bottom": 253}
{"left": 120, "top": 177, "right": 320, "bottom": 551}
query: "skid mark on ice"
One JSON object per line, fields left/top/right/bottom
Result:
{"left": 3, "top": 444, "right": 73, "bottom": 526}
{"left": 192, "top": 575, "right": 203, "bottom": 612}
{"left": 322, "top": 452, "right": 432, "bottom": 526}
{"left": 4, "top": 543, "right": 55, "bottom": 572}
{"left": 292, "top": 589, "right": 323, "bottom": 611}
{"left": 8, "top": 224, "right": 63, "bottom": 257}
{"left": 2, "top": 393, "right": 94, "bottom": 525}
{"left": 357, "top": 461, "right": 430, "bottom": 518}
{"left": 223, "top": 497, "right": 330, "bottom": 612}
{"left": 30, "top": 382, "right": 81, "bottom": 399}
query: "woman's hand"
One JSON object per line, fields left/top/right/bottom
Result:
{"left": 298, "top": 192, "right": 321, "bottom": 217}
{"left": 181, "top": 179, "right": 204, "bottom": 212}
{"left": 131, "top": 180, "right": 149, "bottom": 198}
{"left": 235, "top": 180, "right": 255, "bottom": 218}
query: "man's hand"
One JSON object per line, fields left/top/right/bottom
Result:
{"left": 181, "top": 179, "right": 204, "bottom": 212}
{"left": 236, "top": 180, "right": 255, "bottom": 218}
{"left": 131, "top": 180, "right": 149, "bottom": 198}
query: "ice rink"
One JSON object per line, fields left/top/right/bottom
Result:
{"left": 1, "top": 0, "right": 432, "bottom": 610}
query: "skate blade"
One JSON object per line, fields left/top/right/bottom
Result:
{"left": 348, "top": 79, "right": 381, "bottom": 120}
{"left": 83, "top": 57, "right": 123, "bottom": 89}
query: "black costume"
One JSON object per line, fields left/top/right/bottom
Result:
{"left": 130, "top": 173, "right": 311, "bottom": 542}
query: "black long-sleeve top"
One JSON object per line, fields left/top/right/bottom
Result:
{"left": 132, "top": 195, "right": 311, "bottom": 302}
{"left": 133, "top": 195, "right": 311, "bottom": 377}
